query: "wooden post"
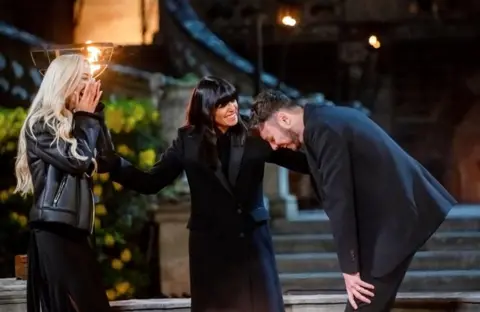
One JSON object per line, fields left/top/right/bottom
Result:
{"left": 14, "top": 255, "right": 28, "bottom": 280}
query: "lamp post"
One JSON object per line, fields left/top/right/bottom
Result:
{"left": 254, "top": 13, "right": 265, "bottom": 95}
{"left": 253, "top": 5, "right": 299, "bottom": 95}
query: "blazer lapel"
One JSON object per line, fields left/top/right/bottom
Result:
{"left": 185, "top": 129, "right": 236, "bottom": 195}
{"left": 228, "top": 135, "right": 245, "bottom": 186}
{"left": 213, "top": 157, "right": 235, "bottom": 195}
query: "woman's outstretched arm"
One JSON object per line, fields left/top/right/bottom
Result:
{"left": 110, "top": 135, "right": 185, "bottom": 195}
{"left": 267, "top": 144, "right": 310, "bottom": 174}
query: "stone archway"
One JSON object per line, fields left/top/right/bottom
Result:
{"left": 449, "top": 100, "right": 480, "bottom": 203}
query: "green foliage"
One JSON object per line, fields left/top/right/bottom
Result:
{"left": 0, "top": 98, "right": 172, "bottom": 300}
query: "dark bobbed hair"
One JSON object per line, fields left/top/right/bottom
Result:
{"left": 185, "top": 76, "right": 246, "bottom": 167}
{"left": 250, "top": 89, "right": 299, "bottom": 129}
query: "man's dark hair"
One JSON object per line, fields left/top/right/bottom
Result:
{"left": 250, "top": 89, "right": 299, "bottom": 128}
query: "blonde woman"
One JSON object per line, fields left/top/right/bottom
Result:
{"left": 15, "top": 54, "right": 113, "bottom": 312}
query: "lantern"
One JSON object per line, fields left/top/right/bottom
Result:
{"left": 30, "top": 42, "right": 114, "bottom": 78}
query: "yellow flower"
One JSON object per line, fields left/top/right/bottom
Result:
{"left": 105, "top": 108, "right": 124, "bottom": 134}
{"left": 104, "top": 234, "right": 115, "bottom": 247}
{"left": 106, "top": 289, "right": 116, "bottom": 301}
{"left": 99, "top": 173, "right": 110, "bottom": 182}
{"left": 95, "top": 204, "right": 107, "bottom": 216}
{"left": 115, "top": 281, "right": 131, "bottom": 295}
{"left": 132, "top": 105, "right": 146, "bottom": 121}
{"left": 93, "top": 185, "right": 103, "bottom": 197}
{"left": 123, "top": 117, "right": 136, "bottom": 133}
{"left": 17, "top": 215, "right": 28, "bottom": 227}
{"left": 113, "top": 182, "right": 123, "bottom": 192}
{"left": 117, "top": 144, "right": 133, "bottom": 157}
{"left": 93, "top": 173, "right": 99, "bottom": 182}
{"left": 94, "top": 217, "right": 102, "bottom": 229}
{"left": 151, "top": 111, "right": 159, "bottom": 121}
{"left": 120, "top": 249, "right": 132, "bottom": 263}
{"left": 0, "top": 190, "right": 9, "bottom": 202}
{"left": 10, "top": 212, "right": 19, "bottom": 221}
{"left": 111, "top": 258, "right": 124, "bottom": 270}
{"left": 139, "top": 149, "right": 156, "bottom": 167}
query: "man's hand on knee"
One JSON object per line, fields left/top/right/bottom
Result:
{"left": 343, "top": 273, "right": 375, "bottom": 310}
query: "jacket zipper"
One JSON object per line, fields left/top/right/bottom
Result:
{"left": 53, "top": 177, "right": 67, "bottom": 206}
{"left": 90, "top": 188, "right": 95, "bottom": 234}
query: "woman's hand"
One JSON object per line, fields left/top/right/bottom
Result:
{"left": 74, "top": 80, "right": 103, "bottom": 113}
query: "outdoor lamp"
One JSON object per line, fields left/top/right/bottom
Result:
{"left": 277, "top": 4, "right": 300, "bottom": 27}
{"left": 30, "top": 42, "right": 114, "bottom": 78}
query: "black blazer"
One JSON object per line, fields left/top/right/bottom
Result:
{"left": 303, "top": 104, "right": 457, "bottom": 277}
{"left": 111, "top": 125, "right": 309, "bottom": 236}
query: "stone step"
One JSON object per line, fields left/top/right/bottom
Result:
{"left": 271, "top": 205, "right": 480, "bottom": 235}
{"left": 0, "top": 277, "right": 479, "bottom": 311}
{"left": 276, "top": 250, "right": 480, "bottom": 273}
{"left": 282, "top": 292, "right": 480, "bottom": 311}
{"left": 273, "top": 231, "right": 480, "bottom": 254}
{"left": 280, "top": 270, "right": 480, "bottom": 293}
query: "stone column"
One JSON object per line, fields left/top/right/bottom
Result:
{"left": 150, "top": 74, "right": 199, "bottom": 193}
{"left": 263, "top": 164, "right": 299, "bottom": 220}
{"left": 150, "top": 73, "right": 196, "bottom": 141}
{"left": 149, "top": 75, "right": 200, "bottom": 296}
{"left": 154, "top": 202, "right": 191, "bottom": 297}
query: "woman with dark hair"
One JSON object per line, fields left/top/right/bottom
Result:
{"left": 111, "top": 76, "right": 308, "bottom": 312}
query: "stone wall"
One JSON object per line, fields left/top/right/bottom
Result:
{"left": 74, "top": 0, "right": 159, "bottom": 45}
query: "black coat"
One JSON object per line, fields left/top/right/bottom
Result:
{"left": 111, "top": 125, "right": 309, "bottom": 311}
{"left": 303, "top": 104, "right": 457, "bottom": 278}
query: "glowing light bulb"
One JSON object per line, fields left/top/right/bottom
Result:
{"left": 368, "top": 35, "right": 381, "bottom": 49}
{"left": 85, "top": 41, "right": 101, "bottom": 74}
{"left": 281, "top": 15, "right": 297, "bottom": 27}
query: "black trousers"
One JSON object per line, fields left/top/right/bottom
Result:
{"left": 344, "top": 254, "right": 414, "bottom": 312}
{"left": 27, "top": 223, "right": 111, "bottom": 312}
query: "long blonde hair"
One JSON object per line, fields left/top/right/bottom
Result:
{"left": 15, "top": 54, "right": 90, "bottom": 197}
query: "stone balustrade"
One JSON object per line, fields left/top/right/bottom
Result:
{"left": 1, "top": 278, "right": 479, "bottom": 311}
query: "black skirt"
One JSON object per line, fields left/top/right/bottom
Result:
{"left": 189, "top": 223, "right": 285, "bottom": 312}
{"left": 27, "top": 223, "right": 111, "bottom": 312}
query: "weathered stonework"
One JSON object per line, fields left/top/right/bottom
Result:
{"left": 154, "top": 201, "right": 191, "bottom": 297}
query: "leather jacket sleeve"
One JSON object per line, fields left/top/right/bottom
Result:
{"left": 93, "top": 103, "right": 118, "bottom": 173}
{"left": 95, "top": 124, "right": 117, "bottom": 173}
{"left": 30, "top": 112, "right": 102, "bottom": 175}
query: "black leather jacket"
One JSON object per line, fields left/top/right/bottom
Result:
{"left": 27, "top": 105, "right": 115, "bottom": 233}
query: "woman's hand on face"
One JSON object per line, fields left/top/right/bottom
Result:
{"left": 74, "top": 80, "right": 103, "bottom": 113}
